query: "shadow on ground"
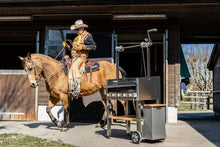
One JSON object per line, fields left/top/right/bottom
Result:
{"left": 178, "top": 112, "right": 220, "bottom": 146}
{"left": 95, "top": 124, "right": 164, "bottom": 144}
{"left": 24, "top": 122, "right": 99, "bottom": 131}
{"left": 24, "top": 122, "right": 75, "bottom": 130}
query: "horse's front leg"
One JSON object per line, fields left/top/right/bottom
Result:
{"left": 60, "top": 93, "right": 70, "bottom": 131}
{"left": 47, "top": 96, "right": 62, "bottom": 127}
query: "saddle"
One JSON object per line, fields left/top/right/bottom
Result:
{"left": 61, "top": 55, "right": 100, "bottom": 76}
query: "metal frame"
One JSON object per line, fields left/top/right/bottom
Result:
{"left": 106, "top": 29, "right": 166, "bottom": 143}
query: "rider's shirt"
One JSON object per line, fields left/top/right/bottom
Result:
{"left": 71, "top": 30, "right": 96, "bottom": 58}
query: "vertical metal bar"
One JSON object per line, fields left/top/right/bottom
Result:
{"left": 35, "top": 31, "right": 40, "bottom": 120}
{"left": 44, "top": 26, "right": 49, "bottom": 55}
{"left": 147, "top": 46, "right": 151, "bottom": 77}
{"left": 36, "top": 31, "right": 40, "bottom": 54}
{"left": 111, "top": 32, "right": 117, "bottom": 63}
{"left": 107, "top": 99, "right": 111, "bottom": 137}
{"left": 141, "top": 46, "right": 147, "bottom": 77}
{"left": 35, "top": 86, "right": 38, "bottom": 120}
{"left": 136, "top": 101, "right": 142, "bottom": 132}
{"left": 165, "top": 29, "right": 169, "bottom": 123}
{"left": 116, "top": 50, "right": 120, "bottom": 81}
{"left": 163, "top": 33, "right": 166, "bottom": 104}
{"left": 125, "top": 100, "right": 130, "bottom": 134}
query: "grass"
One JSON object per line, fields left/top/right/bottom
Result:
{"left": 178, "top": 103, "right": 213, "bottom": 111}
{"left": 0, "top": 133, "right": 74, "bottom": 147}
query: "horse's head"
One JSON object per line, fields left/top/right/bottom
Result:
{"left": 19, "top": 53, "right": 43, "bottom": 88}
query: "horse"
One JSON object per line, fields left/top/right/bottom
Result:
{"left": 19, "top": 53, "right": 123, "bottom": 131}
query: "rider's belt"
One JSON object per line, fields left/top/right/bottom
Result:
{"left": 72, "top": 49, "right": 89, "bottom": 58}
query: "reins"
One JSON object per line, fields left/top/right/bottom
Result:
{"left": 28, "top": 58, "right": 63, "bottom": 83}
{"left": 54, "top": 47, "right": 65, "bottom": 60}
{"left": 43, "top": 67, "right": 63, "bottom": 81}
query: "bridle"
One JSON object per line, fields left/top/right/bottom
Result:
{"left": 24, "top": 57, "right": 63, "bottom": 85}
{"left": 23, "top": 58, "right": 41, "bottom": 85}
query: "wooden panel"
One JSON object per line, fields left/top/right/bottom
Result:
{"left": 38, "top": 82, "right": 49, "bottom": 105}
{"left": 38, "top": 82, "right": 62, "bottom": 105}
{"left": 0, "top": 74, "right": 36, "bottom": 120}
{"left": 144, "top": 104, "right": 166, "bottom": 107}
{"left": 110, "top": 115, "right": 144, "bottom": 121}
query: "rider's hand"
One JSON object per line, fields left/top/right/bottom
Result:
{"left": 63, "top": 42, "right": 70, "bottom": 50}
{"left": 62, "top": 42, "right": 68, "bottom": 48}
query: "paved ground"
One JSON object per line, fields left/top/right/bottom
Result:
{"left": 0, "top": 111, "right": 220, "bottom": 147}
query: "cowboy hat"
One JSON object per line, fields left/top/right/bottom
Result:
{"left": 70, "top": 19, "right": 88, "bottom": 30}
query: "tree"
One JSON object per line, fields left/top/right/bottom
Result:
{"left": 183, "top": 44, "right": 213, "bottom": 91}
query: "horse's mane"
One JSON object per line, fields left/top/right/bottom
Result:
{"left": 31, "top": 54, "right": 60, "bottom": 64}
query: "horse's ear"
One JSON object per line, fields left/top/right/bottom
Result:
{"left": 18, "top": 56, "right": 24, "bottom": 61}
{"left": 27, "top": 52, "right": 31, "bottom": 60}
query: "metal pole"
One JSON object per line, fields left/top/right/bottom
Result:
{"left": 141, "top": 46, "right": 147, "bottom": 77}
{"left": 147, "top": 46, "right": 151, "bottom": 77}
{"left": 116, "top": 50, "right": 120, "bottom": 81}
{"left": 136, "top": 101, "right": 142, "bottom": 132}
{"left": 122, "top": 44, "right": 141, "bottom": 49}
{"left": 164, "top": 29, "right": 168, "bottom": 123}
{"left": 126, "top": 100, "right": 130, "bottom": 135}
{"left": 107, "top": 99, "right": 111, "bottom": 137}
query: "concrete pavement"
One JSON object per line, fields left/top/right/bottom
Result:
{"left": 0, "top": 112, "right": 219, "bottom": 147}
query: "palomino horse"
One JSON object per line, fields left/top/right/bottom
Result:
{"left": 19, "top": 53, "right": 122, "bottom": 131}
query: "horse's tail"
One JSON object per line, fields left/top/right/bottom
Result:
{"left": 118, "top": 66, "right": 127, "bottom": 78}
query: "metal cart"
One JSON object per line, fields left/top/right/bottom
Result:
{"left": 105, "top": 29, "right": 166, "bottom": 144}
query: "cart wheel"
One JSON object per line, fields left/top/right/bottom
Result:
{"left": 131, "top": 131, "right": 142, "bottom": 144}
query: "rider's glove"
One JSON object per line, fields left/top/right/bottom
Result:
{"left": 62, "top": 42, "right": 68, "bottom": 48}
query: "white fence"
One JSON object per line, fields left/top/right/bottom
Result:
{"left": 181, "top": 91, "right": 213, "bottom": 110}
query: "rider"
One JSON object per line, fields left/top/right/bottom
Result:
{"left": 63, "top": 19, "right": 96, "bottom": 97}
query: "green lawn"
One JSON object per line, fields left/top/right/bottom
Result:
{"left": 178, "top": 103, "right": 213, "bottom": 111}
{"left": 0, "top": 133, "right": 74, "bottom": 147}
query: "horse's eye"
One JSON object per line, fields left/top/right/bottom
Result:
{"left": 29, "top": 67, "right": 33, "bottom": 71}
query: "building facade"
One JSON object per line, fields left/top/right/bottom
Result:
{"left": 208, "top": 44, "right": 220, "bottom": 116}
{"left": 0, "top": 0, "right": 220, "bottom": 122}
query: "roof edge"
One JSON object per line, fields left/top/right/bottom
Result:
{"left": 207, "top": 43, "right": 220, "bottom": 70}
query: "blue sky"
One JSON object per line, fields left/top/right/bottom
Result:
{"left": 181, "top": 44, "right": 214, "bottom": 54}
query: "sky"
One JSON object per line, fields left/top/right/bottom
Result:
{"left": 181, "top": 44, "right": 214, "bottom": 55}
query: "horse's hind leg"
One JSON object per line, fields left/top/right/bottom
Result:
{"left": 47, "top": 96, "right": 61, "bottom": 127}
{"left": 98, "top": 88, "right": 116, "bottom": 128}
{"left": 95, "top": 88, "right": 107, "bottom": 128}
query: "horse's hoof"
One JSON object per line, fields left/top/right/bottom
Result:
{"left": 95, "top": 123, "right": 106, "bottom": 128}
{"left": 95, "top": 124, "right": 101, "bottom": 128}
{"left": 101, "top": 123, "right": 106, "bottom": 128}
{"left": 60, "top": 127, "right": 69, "bottom": 132}
{"left": 53, "top": 120, "right": 58, "bottom": 126}
{"left": 57, "top": 121, "right": 62, "bottom": 128}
